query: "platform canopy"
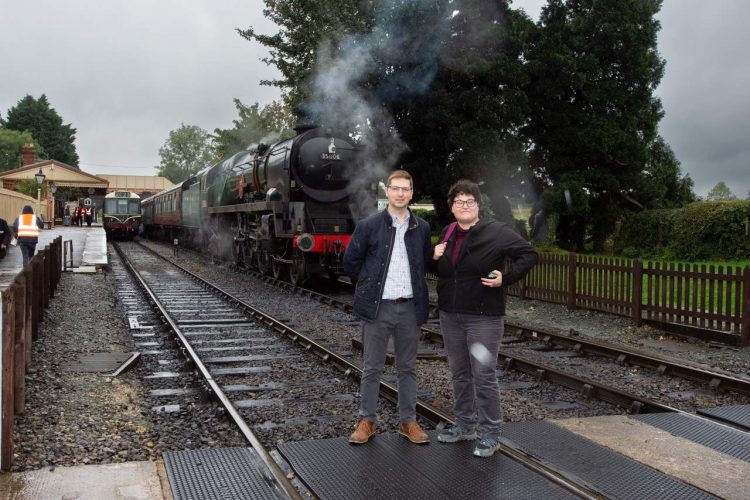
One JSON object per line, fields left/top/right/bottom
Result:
{"left": 0, "top": 160, "right": 109, "bottom": 190}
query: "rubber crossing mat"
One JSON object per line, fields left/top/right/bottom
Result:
{"left": 697, "top": 404, "right": 750, "bottom": 432}
{"left": 503, "top": 421, "right": 716, "bottom": 500}
{"left": 633, "top": 412, "right": 750, "bottom": 462}
{"left": 163, "top": 447, "right": 285, "bottom": 500}
{"left": 278, "top": 431, "right": 578, "bottom": 500}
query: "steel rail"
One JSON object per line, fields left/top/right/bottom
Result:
{"left": 257, "top": 271, "right": 748, "bottom": 399}
{"left": 503, "top": 322, "right": 750, "bottom": 396}
{"left": 221, "top": 260, "right": 680, "bottom": 414}
{"left": 113, "top": 242, "right": 301, "bottom": 500}
{"left": 419, "top": 326, "right": 679, "bottom": 415}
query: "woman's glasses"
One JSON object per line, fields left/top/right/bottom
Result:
{"left": 453, "top": 199, "right": 477, "bottom": 208}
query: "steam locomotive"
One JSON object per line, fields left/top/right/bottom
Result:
{"left": 141, "top": 126, "right": 371, "bottom": 284}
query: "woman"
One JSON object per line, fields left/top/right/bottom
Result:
{"left": 431, "top": 179, "right": 537, "bottom": 457}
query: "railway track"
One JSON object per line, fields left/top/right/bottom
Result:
{"left": 244, "top": 263, "right": 750, "bottom": 414}
{"left": 116, "top": 241, "right": 627, "bottom": 498}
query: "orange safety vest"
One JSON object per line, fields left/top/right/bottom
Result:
{"left": 17, "top": 214, "right": 40, "bottom": 238}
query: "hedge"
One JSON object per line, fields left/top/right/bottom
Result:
{"left": 615, "top": 200, "right": 750, "bottom": 260}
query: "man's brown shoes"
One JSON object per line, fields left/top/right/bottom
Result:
{"left": 399, "top": 421, "right": 430, "bottom": 444}
{"left": 349, "top": 420, "right": 429, "bottom": 445}
{"left": 349, "top": 420, "right": 376, "bottom": 444}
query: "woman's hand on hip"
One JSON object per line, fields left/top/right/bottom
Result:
{"left": 481, "top": 270, "right": 503, "bottom": 287}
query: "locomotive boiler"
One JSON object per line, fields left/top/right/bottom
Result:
{"left": 143, "top": 126, "right": 371, "bottom": 284}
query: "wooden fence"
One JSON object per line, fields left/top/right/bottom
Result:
{"left": 0, "top": 237, "right": 62, "bottom": 471}
{"left": 506, "top": 253, "right": 750, "bottom": 346}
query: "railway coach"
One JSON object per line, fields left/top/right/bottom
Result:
{"left": 103, "top": 191, "right": 141, "bottom": 239}
{"left": 142, "top": 125, "right": 372, "bottom": 284}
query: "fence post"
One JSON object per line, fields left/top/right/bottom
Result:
{"left": 54, "top": 237, "right": 62, "bottom": 289}
{"left": 13, "top": 279, "right": 26, "bottom": 415}
{"left": 1, "top": 290, "right": 15, "bottom": 471}
{"left": 741, "top": 266, "right": 750, "bottom": 346}
{"left": 567, "top": 252, "right": 576, "bottom": 310}
{"left": 32, "top": 258, "right": 42, "bottom": 341}
{"left": 633, "top": 258, "right": 643, "bottom": 327}
{"left": 23, "top": 267, "right": 33, "bottom": 369}
{"left": 41, "top": 249, "right": 50, "bottom": 305}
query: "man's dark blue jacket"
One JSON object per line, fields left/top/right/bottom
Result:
{"left": 343, "top": 208, "right": 432, "bottom": 325}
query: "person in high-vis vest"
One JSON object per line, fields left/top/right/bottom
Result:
{"left": 13, "top": 205, "right": 45, "bottom": 265}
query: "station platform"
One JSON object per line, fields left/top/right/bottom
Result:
{"left": 2, "top": 408, "right": 748, "bottom": 499}
{"left": 0, "top": 224, "right": 107, "bottom": 289}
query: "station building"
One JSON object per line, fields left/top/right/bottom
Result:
{"left": 0, "top": 144, "right": 172, "bottom": 226}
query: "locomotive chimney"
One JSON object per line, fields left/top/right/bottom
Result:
{"left": 22, "top": 143, "right": 36, "bottom": 166}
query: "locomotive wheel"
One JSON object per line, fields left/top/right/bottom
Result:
{"left": 257, "top": 250, "right": 271, "bottom": 275}
{"left": 232, "top": 240, "right": 243, "bottom": 266}
{"left": 271, "top": 257, "right": 285, "bottom": 280}
{"left": 288, "top": 255, "right": 305, "bottom": 286}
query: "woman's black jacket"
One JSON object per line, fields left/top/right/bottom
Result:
{"left": 430, "top": 218, "right": 538, "bottom": 316}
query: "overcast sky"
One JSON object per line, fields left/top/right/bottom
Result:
{"left": 1, "top": 1, "right": 747, "bottom": 198}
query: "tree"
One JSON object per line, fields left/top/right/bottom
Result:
{"left": 157, "top": 124, "right": 216, "bottom": 183}
{"left": 246, "top": 0, "right": 534, "bottom": 223}
{"left": 212, "top": 100, "right": 295, "bottom": 159}
{"left": 392, "top": 1, "right": 534, "bottom": 223}
{"left": 4, "top": 94, "right": 79, "bottom": 167}
{"left": 238, "top": 1, "right": 374, "bottom": 116}
{"left": 0, "top": 129, "right": 45, "bottom": 171}
{"left": 706, "top": 181, "right": 736, "bottom": 201}
{"left": 523, "top": 0, "right": 667, "bottom": 251}
{"left": 14, "top": 178, "right": 47, "bottom": 200}
{"left": 634, "top": 135, "right": 695, "bottom": 209}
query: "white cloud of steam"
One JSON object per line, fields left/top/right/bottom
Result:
{"left": 302, "top": 0, "right": 454, "bottom": 212}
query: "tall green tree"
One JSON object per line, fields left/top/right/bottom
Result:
{"left": 706, "top": 181, "right": 736, "bottom": 201}
{"left": 212, "top": 100, "right": 295, "bottom": 159}
{"left": 393, "top": 1, "right": 533, "bottom": 223}
{"left": 523, "top": 0, "right": 667, "bottom": 251}
{"left": 246, "top": 0, "right": 533, "bottom": 223}
{"left": 0, "top": 129, "right": 45, "bottom": 171}
{"left": 4, "top": 94, "right": 79, "bottom": 167}
{"left": 157, "top": 124, "right": 216, "bottom": 183}
{"left": 636, "top": 135, "right": 695, "bottom": 208}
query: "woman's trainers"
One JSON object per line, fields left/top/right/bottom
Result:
{"left": 437, "top": 423, "right": 478, "bottom": 443}
{"left": 473, "top": 437, "right": 502, "bottom": 457}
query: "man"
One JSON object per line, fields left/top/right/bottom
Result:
{"left": 0, "top": 217, "right": 11, "bottom": 259}
{"left": 343, "top": 170, "right": 433, "bottom": 445}
{"left": 13, "top": 205, "right": 45, "bottom": 265}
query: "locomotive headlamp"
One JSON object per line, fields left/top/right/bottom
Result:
{"left": 297, "top": 233, "right": 315, "bottom": 252}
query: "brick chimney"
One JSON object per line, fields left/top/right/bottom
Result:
{"left": 22, "top": 143, "right": 36, "bottom": 166}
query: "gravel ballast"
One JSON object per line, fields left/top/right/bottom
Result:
{"left": 10, "top": 241, "right": 750, "bottom": 472}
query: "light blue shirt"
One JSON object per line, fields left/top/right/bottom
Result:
{"left": 382, "top": 211, "right": 413, "bottom": 300}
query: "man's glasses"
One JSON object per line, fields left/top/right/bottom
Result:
{"left": 387, "top": 186, "right": 412, "bottom": 193}
{"left": 453, "top": 199, "right": 477, "bottom": 208}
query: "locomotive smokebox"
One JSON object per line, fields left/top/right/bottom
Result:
{"left": 291, "top": 127, "right": 361, "bottom": 203}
